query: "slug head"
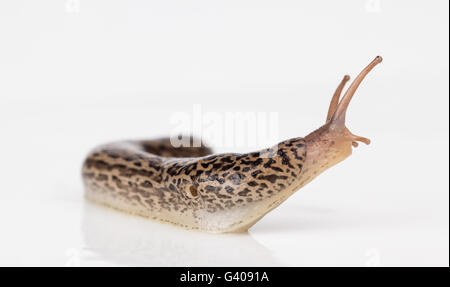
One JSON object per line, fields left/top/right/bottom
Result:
{"left": 304, "top": 56, "right": 382, "bottom": 174}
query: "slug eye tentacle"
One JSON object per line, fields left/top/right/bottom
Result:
{"left": 326, "top": 75, "right": 350, "bottom": 123}
{"left": 328, "top": 56, "right": 383, "bottom": 147}
{"left": 331, "top": 56, "right": 383, "bottom": 125}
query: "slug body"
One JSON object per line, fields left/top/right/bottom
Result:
{"left": 82, "top": 57, "right": 382, "bottom": 233}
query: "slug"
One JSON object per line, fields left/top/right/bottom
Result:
{"left": 82, "top": 56, "right": 382, "bottom": 233}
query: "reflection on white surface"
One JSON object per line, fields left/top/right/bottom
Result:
{"left": 81, "top": 202, "right": 280, "bottom": 266}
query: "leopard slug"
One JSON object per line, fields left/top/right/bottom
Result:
{"left": 82, "top": 56, "right": 382, "bottom": 233}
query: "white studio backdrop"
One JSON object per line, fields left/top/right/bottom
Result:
{"left": 0, "top": 0, "right": 448, "bottom": 266}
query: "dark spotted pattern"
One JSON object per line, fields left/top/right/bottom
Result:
{"left": 82, "top": 137, "right": 307, "bottom": 232}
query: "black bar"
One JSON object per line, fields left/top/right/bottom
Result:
{"left": 0, "top": 267, "right": 447, "bottom": 286}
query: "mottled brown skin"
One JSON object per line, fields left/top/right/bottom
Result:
{"left": 82, "top": 57, "right": 382, "bottom": 233}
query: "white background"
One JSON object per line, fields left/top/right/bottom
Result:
{"left": 0, "top": 0, "right": 448, "bottom": 266}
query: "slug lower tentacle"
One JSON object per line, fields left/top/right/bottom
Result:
{"left": 82, "top": 56, "right": 382, "bottom": 233}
